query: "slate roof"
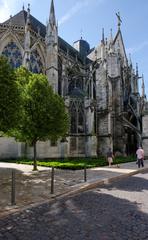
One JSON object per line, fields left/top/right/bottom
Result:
{"left": 3, "top": 10, "right": 46, "bottom": 37}
{"left": 2, "top": 10, "right": 91, "bottom": 65}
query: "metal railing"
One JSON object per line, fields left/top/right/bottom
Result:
{"left": 0, "top": 166, "right": 89, "bottom": 209}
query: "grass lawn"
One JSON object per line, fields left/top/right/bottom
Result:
{"left": 1, "top": 155, "right": 135, "bottom": 170}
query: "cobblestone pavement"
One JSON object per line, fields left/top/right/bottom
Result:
{"left": 0, "top": 170, "right": 148, "bottom": 240}
{"left": 0, "top": 161, "right": 148, "bottom": 216}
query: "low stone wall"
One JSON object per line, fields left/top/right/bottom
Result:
{"left": 0, "top": 137, "right": 20, "bottom": 159}
{"left": 0, "top": 136, "right": 97, "bottom": 159}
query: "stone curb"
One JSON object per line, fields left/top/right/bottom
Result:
{"left": 0, "top": 166, "right": 147, "bottom": 219}
{"left": 54, "top": 167, "right": 148, "bottom": 200}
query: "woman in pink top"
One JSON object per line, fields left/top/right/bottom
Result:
{"left": 136, "top": 147, "right": 144, "bottom": 168}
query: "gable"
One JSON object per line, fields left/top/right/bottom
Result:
{"left": 113, "top": 30, "right": 128, "bottom": 66}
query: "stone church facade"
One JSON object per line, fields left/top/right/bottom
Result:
{"left": 0, "top": 0, "right": 147, "bottom": 159}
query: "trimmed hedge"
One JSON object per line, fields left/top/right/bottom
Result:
{"left": 0, "top": 155, "right": 135, "bottom": 170}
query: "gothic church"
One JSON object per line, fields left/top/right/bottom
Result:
{"left": 0, "top": 0, "right": 147, "bottom": 158}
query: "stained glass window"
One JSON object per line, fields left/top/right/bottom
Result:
{"left": 2, "top": 41, "right": 22, "bottom": 68}
{"left": 30, "top": 49, "right": 43, "bottom": 73}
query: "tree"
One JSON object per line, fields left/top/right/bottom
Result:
{"left": 0, "top": 56, "right": 21, "bottom": 133}
{"left": 14, "top": 72, "right": 69, "bottom": 170}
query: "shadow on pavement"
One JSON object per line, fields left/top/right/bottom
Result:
{"left": 0, "top": 189, "right": 148, "bottom": 239}
{"left": 103, "top": 170, "right": 148, "bottom": 192}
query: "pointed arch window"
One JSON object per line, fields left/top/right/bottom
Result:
{"left": 30, "top": 49, "right": 43, "bottom": 73}
{"left": 66, "top": 65, "right": 84, "bottom": 95}
{"left": 70, "top": 99, "right": 85, "bottom": 134}
{"left": 68, "top": 76, "right": 83, "bottom": 95}
{"left": 2, "top": 41, "right": 22, "bottom": 68}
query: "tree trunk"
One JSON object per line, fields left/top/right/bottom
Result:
{"left": 33, "top": 141, "right": 38, "bottom": 171}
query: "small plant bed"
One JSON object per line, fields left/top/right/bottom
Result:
{"left": 1, "top": 156, "right": 135, "bottom": 170}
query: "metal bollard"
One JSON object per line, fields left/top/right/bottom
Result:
{"left": 84, "top": 166, "right": 87, "bottom": 182}
{"left": 50, "top": 167, "right": 54, "bottom": 194}
{"left": 11, "top": 169, "right": 16, "bottom": 205}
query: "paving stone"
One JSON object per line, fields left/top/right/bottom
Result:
{"left": 0, "top": 172, "right": 148, "bottom": 239}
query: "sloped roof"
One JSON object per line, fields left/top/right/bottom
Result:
{"left": 3, "top": 10, "right": 46, "bottom": 37}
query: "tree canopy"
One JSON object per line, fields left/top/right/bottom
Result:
{"left": 14, "top": 70, "right": 69, "bottom": 170}
{"left": 0, "top": 56, "right": 21, "bottom": 133}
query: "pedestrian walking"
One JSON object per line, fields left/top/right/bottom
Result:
{"left": 107, "top": 148, "right": 114, "bottom": 167}
{"left": 136, "top": 146, "right": 144, "bottom": 168}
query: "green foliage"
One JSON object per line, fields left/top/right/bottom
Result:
{"left": 14, "top": 73, "right": 69, "bottom": 144}
{"left": 0, "top": 56, "right": 21, "bottom": 132}
{"left": 2, "top": 155, "right": 135, "bottom": 170}
{"left": 13, "top": 69, "right": 69, "bottom": 170}
{"left": 15, "top": 66, "right": 31, "bottom": 86}
{"left": 15, "top": 67, "right": 31, "bottom": 100}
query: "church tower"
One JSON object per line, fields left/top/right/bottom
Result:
{"left": 45, "top": 0, "right": 58, "bottom": 92}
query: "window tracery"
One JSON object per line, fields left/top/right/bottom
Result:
{"left": 2, "top": 41, "right": 22, "bottom": 68}
{"left": 70, "top": 99, "right": 85, "bottom": 134}
{"left": 30, "top": 49, "right": 43, "bottom": 73}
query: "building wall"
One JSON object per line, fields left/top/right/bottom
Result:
{"left": 142, "top": 111, "right": 148, "bottom": 157}
{"left": 0, "top": 9, "right": 145, "bottom": 159}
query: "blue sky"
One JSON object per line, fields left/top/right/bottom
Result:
{"left": 0, "top": 0, "right": 148, "bottom": 95}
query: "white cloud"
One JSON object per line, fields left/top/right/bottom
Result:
{"left": 59, "top": 0, "right": 104, "bottom": 26}
{"left": 0, "top": 0, "right": 11, "bottom": 22}
{"left": 126, "top": 41, "right": 148, "bottom": 55}
{"left": 0, "top": 0, "right": 34, "bottom": 23}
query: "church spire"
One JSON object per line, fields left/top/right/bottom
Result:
{"left": 46, "top": 0, "right": 57, "bottom": 46}
{"left": 109, "top": 28, "right": 114, "bottom": 54}
{"left": 136, "top": 63, "right": 139, "bottom": 76}
{"left": 110, "top": 28, "right": 113, "bottom": 42}
{"left": 100, "top": 28, "right": 106, "bottom": 60}
{"left": 49, "top": 0, "right": 56, "bottom": 26}
{"left": 133, "top": 63, "right": 139, "bottom": 94}
{"left": 26, "top": 4, "right": 31, "bottom": 29}
{"left": 45, "top": 0, "right": 58, "bottom": 92}
{"left": 101, "top": 28, "right": 105, "bottom": 44}
{"left": 142, "top": 74, "right": 145, "bottom": 98}
{"left": 23, "top": 4, "right": 31, "bottom": 69}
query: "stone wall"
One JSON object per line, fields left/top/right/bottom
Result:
{"left": 0, "top": 137, "right": 21, "bottom": 159}
{"left": 142, "top": 108, "right": 148, "bottom": 157}
{"left": 0, "top": 136, "right": 97, "bottom": 159}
